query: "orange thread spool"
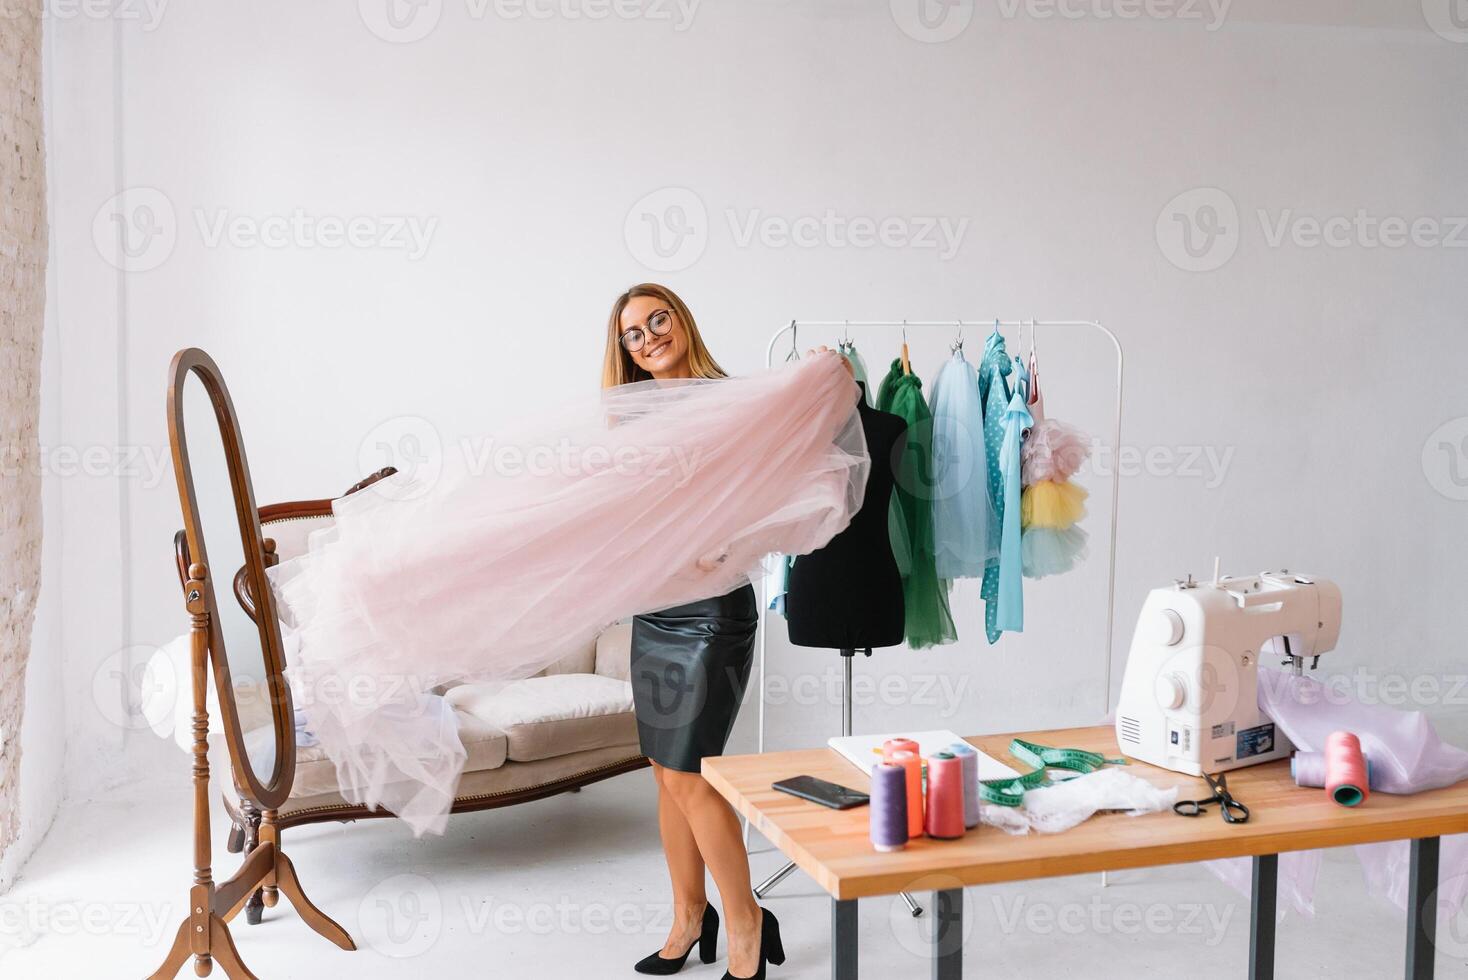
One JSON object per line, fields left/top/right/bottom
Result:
{"left": 891, "top": 749, "right": 925, "bottom": 838}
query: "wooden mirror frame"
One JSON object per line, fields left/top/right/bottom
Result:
{"left": 151, "top": 348, "right": 354, "bottom": 980}
{"left": 167, "top": 347, "right": 294, "bottom": 807}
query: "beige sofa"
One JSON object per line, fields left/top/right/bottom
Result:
{"left": 219, "top": 471, "right": 648, "bottom": 922}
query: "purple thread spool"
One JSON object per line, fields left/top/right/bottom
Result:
{"left": 870, "top": 762, "right": 909, "bottom": 852}
{"left": 1291, "top": 751, "right": 1376, "bottom": 791}
{"left": 947, "top": 742, "right": 982, "bottom": 829}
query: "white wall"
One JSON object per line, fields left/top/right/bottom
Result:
{"left": 37, "top": 1, "right": 1468, "bottom": 807}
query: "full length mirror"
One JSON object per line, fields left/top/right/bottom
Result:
{"left": 168, "top": 349, "right": 295, "bottom": 809}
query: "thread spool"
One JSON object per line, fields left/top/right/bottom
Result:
{"left": 891, "top": 749, "right": 925, "bottom": 838}
{"left": 947, "top": 742, "right": 982, "bottom": 829}
{"left": 1323, "top": 731, "right": 1370, "bottom": 807}
{"left": 869, "top": 762, "right": 909, "bottom": 852}
{"left": 925, "top": 752, "right": 966, "bottom": 840}
{"left": 882, "top": 738, "right": 919, "bottom": 762}
{"left": 1291, "top": 752, "right": 1376, "bottom": 792}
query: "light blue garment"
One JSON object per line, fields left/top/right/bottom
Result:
{"left": 978, "top": 331, "right": 1013, "bottom": 643}
{"left": 763, "top": 553, "right": 795, "bottom": 617}
{"left": 995, "top": 357, "right": 1033, "bottom": 632}
{"left": 929, "top": 350, "right": 996, "bottom": 579}
{"left": 841, "top": 345, "right": 874, "bottom": 405}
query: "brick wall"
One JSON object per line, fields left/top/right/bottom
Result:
{"left": 0, "top": 1, "right": 47, "bottom": 862}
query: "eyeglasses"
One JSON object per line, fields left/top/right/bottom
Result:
{"left": 620, "top": 309, "right": 674, "bottom": 353}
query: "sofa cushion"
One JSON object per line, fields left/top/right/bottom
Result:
{"left": 445, "top": 674, "right": 637, "bottom": 763}
{"left": 286, "top": 711, "right": 509, "bottom": 799}
{"left": 595, "top": 623, "right": 633, "bottom": 682}
{"left": 278, "top": 743, "right": 648, "bottom": 819}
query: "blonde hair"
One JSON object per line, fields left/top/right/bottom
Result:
{"left": 601, "top": 283, "right": 728, "bottom": 388}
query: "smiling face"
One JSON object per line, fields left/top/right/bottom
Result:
{"left": 619, "top": 294, "right": 691, "bottom": 379}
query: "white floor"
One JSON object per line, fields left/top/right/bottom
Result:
{"left": 2, "top": 768, "right": 1465, "bottom": 979}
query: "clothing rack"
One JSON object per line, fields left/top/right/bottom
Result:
{"left": 749, "top": 320, "right": 1123, "bottom": 897}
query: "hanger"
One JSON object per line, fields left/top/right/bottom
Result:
{"left": 785, "top": 320, "right": 799, "bottom": 362}
{"left": 951, "top": 320, "right": 964, "bottom": 354}
{"left": 900, "top": 320, "right": 911, "bottom": 376}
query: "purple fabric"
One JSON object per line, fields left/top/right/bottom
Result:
{"left": 1207, "top": 673, "right": 1468, "bottom": 919}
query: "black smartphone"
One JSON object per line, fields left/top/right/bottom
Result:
{"left": 771, "top": 775, "right": 870, "bottom": 810}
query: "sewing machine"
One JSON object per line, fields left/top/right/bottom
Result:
{"left": 1114, "top": 569, "right": 1342, "bottom": 776}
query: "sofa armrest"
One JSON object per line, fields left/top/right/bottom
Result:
{"left": 227, "top": 466, "right": 400, "bottom": 623}
{"left": 595, "top": 623, "right": 633, "bottom": 682}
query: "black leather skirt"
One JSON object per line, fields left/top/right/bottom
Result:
{"left": 630, "top": 584, "right": 758, "bottom": 773}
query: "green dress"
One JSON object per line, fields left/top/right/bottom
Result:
{"left": 876, "top": 359, "right": 957, "bottom": 648}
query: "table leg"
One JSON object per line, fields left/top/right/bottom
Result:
{"left": 933, "top": 888, "right": 963, "bottom": 980}
{"left": 1249, "top": 854, "right": 1278, "bottom": 980}
{"left": 833, "top": 898, "right": 858, "bottom": 980}
{"left": 1406, "top": 836, "right": 1440, "bottom": 980}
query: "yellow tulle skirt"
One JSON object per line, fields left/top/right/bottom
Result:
{"left": 1021, "top": 480, "right": 1087, "bottom": 529}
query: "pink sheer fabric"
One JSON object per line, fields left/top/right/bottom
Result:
{"left": 268, "top": 352, "right": 868, "bottom": 834}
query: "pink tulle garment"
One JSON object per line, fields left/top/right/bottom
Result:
{"left": 1021, "top": 417, "right": 1090, "bottom": 484}
{"left": 268, "top": 353, "right": 869, "bottom": 834}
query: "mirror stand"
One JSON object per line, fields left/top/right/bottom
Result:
{"left": 149, "top": 562, "right": 355, "bottom": 980}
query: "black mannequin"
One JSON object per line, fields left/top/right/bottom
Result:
{"left": 786, "top": 381, "right": 906, "bottom": 649}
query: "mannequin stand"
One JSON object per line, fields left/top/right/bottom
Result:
{"left": 752, "top": 648, "right": 923, "bottom": 917}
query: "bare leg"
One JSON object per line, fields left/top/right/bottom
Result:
{"left": 651, "top": 762, "right": 712, "bottom": 958}
{"left": 661, "top": 769, "right": 763, "bottom": 978}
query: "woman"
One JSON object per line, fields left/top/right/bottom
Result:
{"left": 604, "top": 283, "right": 786, "bottom": 980}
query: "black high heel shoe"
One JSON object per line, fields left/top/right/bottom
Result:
{"left": 720, "top": 908, "right": 786, "bottom": 980}
{"left": 634, "top": 903, "right": 719, "bottom": 975}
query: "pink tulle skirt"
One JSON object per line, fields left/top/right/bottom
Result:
{"left": 268, "top": 353, "right": 869, "bottom": 833}
{"left": 1021, "top": 417, "right": 1090, "bottom": 484}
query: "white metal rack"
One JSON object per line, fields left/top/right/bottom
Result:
{"left": 749, "top": 319, "right": 1124, "bottom": 902}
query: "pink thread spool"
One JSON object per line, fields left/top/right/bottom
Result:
{"left": 882, "top": 738, "right": 919, "bottom": 762}
{"left": 924, "top": 752, "right": 966, "bottom": 840}
{"left": 891, "top": 750, "right": 925, "bottom": 838}
{"left": 1324, "top": 731, "right": 1370, "bottom": 807}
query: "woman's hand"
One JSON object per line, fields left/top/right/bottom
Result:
{"left": 696, "top": 550, "right": 730, "bottom": 572}
{"left": 807, "top": 345, "right": 855, "bottom": 377}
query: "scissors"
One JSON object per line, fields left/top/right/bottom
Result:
{"left": 1173, "top": 772, "right": 1250, "bottom": 824}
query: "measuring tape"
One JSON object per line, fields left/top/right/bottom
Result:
{"left": 978, "top": 739, "right": 1128, "bottom": 807}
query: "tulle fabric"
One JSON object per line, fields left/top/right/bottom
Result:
{"left": 982, "top": 768, "right": 1178, "bottom": 835}
{"left": 1021, "top": 480, "right": 1088, "bottom": 529}
{"left": 268, "top": 352, "right": 869, "bottom": 835}
{"left": 1022, "top": 417, "right": 1090, "bottom": 484}
{"left": 1021, "top": 524, "right": 1090, "bottom": 578}
{"left": 929, "top": 351, "right": 996, "bottom": 579}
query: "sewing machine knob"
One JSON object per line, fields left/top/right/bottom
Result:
{"left": 1155, "top": 673, "right": 1187, "bottom": 711}
{"left": 1152, "top": 609, "right": 1185, "bottom": 646}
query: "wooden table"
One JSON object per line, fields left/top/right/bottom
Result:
{"left": 703, "top": 725, "right": 1468, "bottom": 980}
